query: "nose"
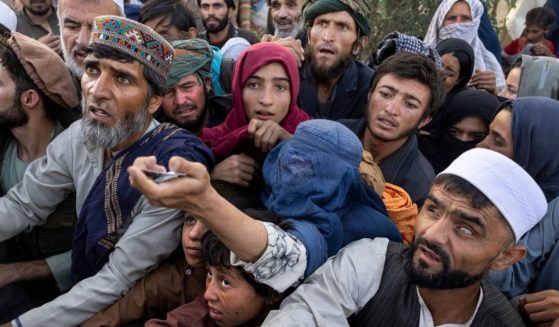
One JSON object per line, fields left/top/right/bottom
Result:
{"left": 204, "top": 277, "right": 218, "bottom": 301}
{"left": 383, "top": 99, "right": 400, "bottom": 116}
{"left": 87, "top": 71, "right": 111, "bottom": 101}
{"left": 258, "top": 85, "right": 274, "bottom": 106}
{"left": 476, "top": 135, "right": 490, "bottom": 149}
{"left": 321, "top": 24, "right": 334, "bottom": 42}
{"left": 278, "top": 4, "right": 289, "bottom": 18}
{"left": 174, "top": 89, "right": 189, "bottom": 106}
{"left": 76, "top": 25, "right": 92, "bottom": 49}
{"left": 420, "top": 215, "right": 450, "bottom": 246}
{"left": 189, "top": 221, "right": 208, "bottom": 241}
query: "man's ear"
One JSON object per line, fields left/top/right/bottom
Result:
{"left": 353, "top": 36, "right": 368, "bottom": 56}
{"left": 187, "top": 27, "right": 198, "bottom": 39}
{"left": 490, "top": 244, "right": 526, "bottom": 272}
{"left": 147, "top": 95, "right": 163, "bottom": 115}
{"left": 418, "top": 115, "right": 432, "bottom": 129}
{"left": 204, "top": 77, "right": 212, "bottom": 91}
{"left": 20, "top": 89, "right": 41, "bottom": 110}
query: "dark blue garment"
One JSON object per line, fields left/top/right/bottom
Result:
{"left": 545, "top": 0, "right": 559, "bottom": 55}
{"left": 124, "top": 4, "right": 142, "bottom": 21}
{"left": 509, "top": 97, "right": 559, "bottom": 202}
{"left": 261, "top": 120, "right": 401, "bottom": 277}
{"left": 478, "top": 2, "right": 502, "bottom": 62}
{"left": 298, "top": 60, "right": 373, "bottom": 120}
{"left": 71, "top": 123, "right": 214, "bottom": 284}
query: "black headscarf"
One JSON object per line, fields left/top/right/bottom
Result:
{"left": 421, "top": 38, "right": 475, "bottom": 136}
{"left": 421, "top": 89, "right": 500, "bottom": 173}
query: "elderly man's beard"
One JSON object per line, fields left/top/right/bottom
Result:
{"left": 403, "top": 237, "right": 485, "bottom": 289}
{"left": 273, "top": 17, "right": 304, "bottom": 38}
{"left": 61, "top": 37, "right": 88, "bottom": 79}
{"left": 81, "top": 98, "right": 149, "bottom": 149}
{"left": 305, "top": 42, "right": 354, "bottom": 84}
{"left": 0, "top": 100, "right": 28, "bottom": 128}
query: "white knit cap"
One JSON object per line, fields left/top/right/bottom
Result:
{"left": 0, "top": 2, "right": 17, "bottom": 32}
{"left": 439, "top": 148, "right": 547, "bottom": 242}
{"left": 112, "top": 0, "right": 125, "bottom": 15}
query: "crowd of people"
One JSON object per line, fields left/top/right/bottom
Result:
{"left": 0, "top": 0, "right": 559, "bottom": 326}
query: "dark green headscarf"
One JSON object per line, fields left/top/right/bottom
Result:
{"left": 167, "top": 39, "right": 214, "bottom": 88}
{"left": 302, "top": 0, "right": 371, "bottom": 37}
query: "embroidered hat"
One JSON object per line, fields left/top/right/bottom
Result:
{"left": 372, "top": 32, "right": 442, "bottom": 69}
{"left": 6, "top": 33, "right": 79, "bottom": 110}
{"left": 0, "top": 2, "right": 17, "bottom": 32}
{"left": 90, "top": 15, "right": 175, "bottom": 79}
{"left": 439, "top": 148, "right": 547, "bottom": 242}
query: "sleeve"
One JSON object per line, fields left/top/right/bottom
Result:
{"left": 546, "top": 40, "right": 556, "bottom": 57}
{"left": 489, "top": 198, "right": 559, "bottom": 298}
{"left": 45, "top": 250, "right": 72, "bottom": 292}
{"left": 262, "top": 238, "right": 390, "bottom": 326}
{"left": 81, "top": 261, "right": 184, "bottom": 327}
{"left": 504, "top": 38, "right": 520, "bottom": 55}
{"left": 15, "top": 200, "right": 184, "bottom": 327}
{"left": 230, "top": 222, "right": 307, "bottom": 292}
{"left": 0, "top": 128, "right": 75, "bottom": 241}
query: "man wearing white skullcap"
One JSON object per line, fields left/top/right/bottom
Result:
{"left": 0, "top": 2, "right": 17, "bottom": 33}
{"left": 261, "top": 148, "right": 547, "bottom": 326}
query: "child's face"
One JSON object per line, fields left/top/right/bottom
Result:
{"left": 182, "top": 215, "right": 209, "bottom": 267}
{"left": 526, "top": 25, "right": 546, "bottom": 43}
{"left": 204, "top": 265, "right": 266, "bottom": 326}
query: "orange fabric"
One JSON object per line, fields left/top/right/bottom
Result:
{"left": 359, "top": 150, "right": 385, "bottom": 196}
{"left": 382, "top": 183, "right": 418, "bottom": 244}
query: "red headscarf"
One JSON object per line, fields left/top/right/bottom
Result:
{"left": 201, "top": 42, "right": 310, "bottom": 160}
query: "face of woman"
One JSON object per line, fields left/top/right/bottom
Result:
{"left": 449, "top": 116, "right": 488, "bottom": 142}
{"left": 498, "top": 67, "right": 520, "bottom": 99}
{"left": 441, "top": 53, "right": 461, "bottom": 93}
{"left": 242, "top": 62, "right": 291, "bottom": 124}
{"left": 443, "top": 1, "right": 473, "bottom": 27}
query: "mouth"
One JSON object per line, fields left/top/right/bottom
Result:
{"left": 173, "top": 105, "right": 197, "bottom": 117}
{"left": 317, "top": 46, "right": 336, "bottom": 56}
{"left": 377, "top": 116, "right": 397, "bottom": 129}
{"left": 418, "top": 244, "right": 441, "bottom": 264}
{"left": 184, "top": 246, "right": 201, "bottom": 257}
{"left": 254, "top": 110, "right": 274, "bottom": 120}
{"left": 208, "top": 306, "right": 224, "bottom": 321}
{"left": 88, "top": 105, "right": 112, "bottom": 121}
{"left": 276, "top": 19, "right": 293, "bottom": 30}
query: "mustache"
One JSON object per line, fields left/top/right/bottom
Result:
{"left": 413, "top": 237, "right": 451, "bottom": 264}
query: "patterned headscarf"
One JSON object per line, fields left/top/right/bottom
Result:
{"left": 371, "top": 32, "right": 442, "bottom": 68}
{"left": 302, "top": 0, "right": 371, "bottom": 36}
{"left": 166, "top": 39, "right": 214, "bottom": 88}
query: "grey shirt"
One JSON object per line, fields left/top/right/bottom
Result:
{"left": 1, "top": 120, "right": 184, "bottom": 326}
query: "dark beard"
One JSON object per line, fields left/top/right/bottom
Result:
{"left": 175, "top": 103, "right": 208, "bottom": 134}
{"left": 304, "top": 43, "right": 354, "bottom": 84}
{"left": 0, "top": 101, "right": 28, "bottom": 128}
{"left": 403, "top": 237, "right": 484, "bottom": 289}
{"left": 25, "top": 1, "right": 51, "bottom": 16}
{"left": 204, "top": 15, "right": 229, "bottom": 33}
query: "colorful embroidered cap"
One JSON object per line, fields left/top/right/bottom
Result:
{"left": 90, "top": 15, "right": 175, "bottom": 79}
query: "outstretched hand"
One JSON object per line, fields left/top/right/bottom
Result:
{"left": 128, "top": 156, "right": 216, "bottom": 215}
{"left": 248, "top": 118, "right": 292, "bottom": 153}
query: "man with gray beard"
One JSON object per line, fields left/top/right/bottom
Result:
{"left": 0, "top": 16, "right": 213, "bottom": 327}
{"left": 268, "top": 0, "right": 304, "bottom": 39}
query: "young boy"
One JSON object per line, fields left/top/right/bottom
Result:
{"left": 504, "top": 7, "right": 556, "bottom": 58}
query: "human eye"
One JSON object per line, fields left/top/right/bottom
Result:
{"left": 378, "top": 90, "right": 391, "bottom": 98}
{"left": 179, "top": 83, "right": 195, "bottom": 92}
{"left": 84, "top": 63, "right": 98, "bottom": 76}
{"left": 246, "top": 81, "right": 260, "bottom": 89}
{"left": 472, "top": 132, "right": 487, "bottom": 141}
{"left": 405, "top": 101, "right": 418, "bottom": 109}
{"left": 117, "top": 74, "right": 131, "bottom": 84}
{"left": 339, "top": 23, "right": 348, "bottom": 31}
{"left": 449, "top": 127, "right": 459, "bottom": 137}
{"left": 184, "top": 214, "right": 197, "bottom": 224}
{"left": 271, "top": 2, "right": 280, "bottom": 9}
{"left": 220, "top": 278, "right": 231, "bottom": 288}
{"left": 457, "top": 225, "right": 474, "bottom": 237}
{"left": 275, "top": 82, "right": 289, "bottom": 92}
